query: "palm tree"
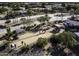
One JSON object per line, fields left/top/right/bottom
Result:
{"left": 5, "top": 20, "right": 13, "bottom": 46}
{"left": 6, "top": 27, "right": 12, "bottom": 41}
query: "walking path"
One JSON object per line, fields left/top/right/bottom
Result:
{"left": 12, "top": 27, "right": 64, "bottom": 49}
{"left": 12, "top": 31, "right": 52, "bottom": 49}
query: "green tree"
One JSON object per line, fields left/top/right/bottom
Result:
{"left": 50, "top": 34, "right": 61, "bottom": 46}
{"left": 0, "top": 7, "right": 8, "bottom": 14}
{"left": 37, "top": 37, "right": 48, "bottom": 48}
{"left": 60, "top": 31, "right": 76, "bottom": 48}
{"left": 50, "top": 31, "right": 76, "bottom": 48}
{"left": 25, "top": 4, "right": 31, "bottom": 9}
{"left": 11, "top": 3, "right": 20, "bottom": 11}
{"left": 75, "top": 4, "right": 79, "bottom": 14}
{"left": 66, "top": 5, "right": 72, "bottom": 12}
{"left": 61, "top": 3, "right": 66, "bottom": 7}
{"left": 37, "top": 14, "right": 49, "bottom": 23}
{"left": 27, "top": 8, "right": 33, "bottom": 17}
{"left": 41, "top": 3, "right": 45, "bottom": 8}
{"left": 20, "top": 41, "right": 31, "bottom": 53}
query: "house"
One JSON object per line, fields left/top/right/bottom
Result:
{"left": 64, "top": 16, "right": 79, "bottom": 32}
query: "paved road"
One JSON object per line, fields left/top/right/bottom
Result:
{"left": 0, "top": 13, "right": 71, "bottom": 35}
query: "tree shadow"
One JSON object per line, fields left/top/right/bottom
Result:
{"left": 72, "top": 45, "right": 79, "bottom": 56}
